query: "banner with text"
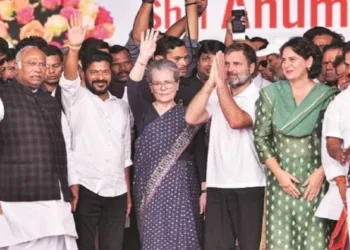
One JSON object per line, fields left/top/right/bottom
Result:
{"left": 103, "top": 0, "right": 350, "bottom": 46}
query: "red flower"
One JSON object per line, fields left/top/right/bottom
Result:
{"left": 60, "top": 6, "right": 80, "bottom": 21}
{"left": 62, "top": 0, "right": 79, "bottom": 8}
{"left": 16, "top": 7, "right": 34, "bottom": 25}
{"left": 49, "top": 41, "right": 62, "bottom": 48}
{"left": 41, "top": 0, "right": 62, "bottom": 11}
{"left": 95, "top": 6, "right": 113, "bottom": 25}
{"left": 89, "top": 24, "right": 112, "bottom": 40}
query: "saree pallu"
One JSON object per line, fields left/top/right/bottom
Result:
{"left": 254, "top": 81, "right": 339, "bottom": 250}
{"left": 133, "top": 105, "right": 202, "bottom": 250}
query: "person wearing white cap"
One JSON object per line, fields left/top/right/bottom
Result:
{"left": 257, "top": 39, "right": 287, "bottom": 82}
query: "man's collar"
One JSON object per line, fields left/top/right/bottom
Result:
{"left": 233, "top": 81, "right": 258, "bottom": 98}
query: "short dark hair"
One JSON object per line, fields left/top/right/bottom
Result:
{"left": 16, "top": 36, "right": 48, "bottom": 53}
{"left": 155, "top": 36, "right": 186, "bottom": 57}
{"left": 79, "top": 38, "right": 110, "bottom": 60}
{"left": 303, "top": 26, "right": 344, "bottom": 44}
{"left": 225, "top": 42, "right": 257, "bottom": 65}
{"left": 343, "top": 42, "right": 350, "bottom": 57}
{"left": 250, "top": 37, "right": 269, "bottom": 50}
{"left": 333, "top": 55, "right": 344, "bottom": 69}
{"left": 322, "top": 42, "right": 344, "bottom": 54}
{"left": 81, "top": 49, "right": 113, "bottom": 72}
{"left": 5, "top": 48, "right": 16, "bottom": 62}
{"left": 0, "top": 37, "right": 8, "bottom": 55}
{"left": 280, "top": 37, "right": 322, "bottom": 79}
{"left": 42, "top": 45, "right": 63, "bottom": 62}
{"left": 109, "top": 45, "right": 130, "bottom": 55}
{"left": 197, "top": 40, "right": 226, "bottom": 60}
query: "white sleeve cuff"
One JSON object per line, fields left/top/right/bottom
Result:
{"left": 125, "top": 159, "right": 133, "bottom": 168}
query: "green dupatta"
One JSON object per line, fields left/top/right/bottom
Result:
{"left": 260, "top": 80, "right": 339, "bottom": 137}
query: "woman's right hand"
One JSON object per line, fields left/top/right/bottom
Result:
{"left": 139, "top": 28, "right": 159, "bottom": 64}
{"left": 275, "top": 170, "right": 301, "bottom": 198}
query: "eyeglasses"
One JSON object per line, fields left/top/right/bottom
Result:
{"left": 20, "top": 60, "right": 47, "bottom": 69}
{"left": 150, "top": 80, "right": 177, "bottom": 89}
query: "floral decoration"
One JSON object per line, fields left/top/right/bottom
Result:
{"left": 0, "top": 0, "right": 115, "bottom": 47}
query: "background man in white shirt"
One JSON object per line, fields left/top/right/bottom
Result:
{"left": 60, "top": 14, "right": 132, "bottom": 250}
{"left": 186, "top": 43, "right": 266, "bottom": 250}
{"left": 316, "top": 42, "right": 350, "bottom": 236}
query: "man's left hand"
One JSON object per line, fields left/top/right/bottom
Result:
{"left": 70, "top": 185, "right": 79, "bottom": 212}
{"left": 126, "top": 193, "right": 132, "bottom": 218}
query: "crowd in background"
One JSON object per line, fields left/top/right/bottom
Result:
{"left": 0, "top": 0, "right": 350, "bottom": 250}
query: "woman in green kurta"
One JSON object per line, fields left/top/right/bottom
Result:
{"left": 254, "top": 37, "right": 339, "bottom": 250}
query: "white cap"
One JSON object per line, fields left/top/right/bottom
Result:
{"left": 257, "top": 38, "right": 288, "bottom": 57}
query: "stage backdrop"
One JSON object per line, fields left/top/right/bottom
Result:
{"left": 1, "top": 0, "right": 349, "bottom": 47}
{"left": 103, "top": 0, "right": 350, "bottom": 46}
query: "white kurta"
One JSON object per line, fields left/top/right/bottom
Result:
{"left": 316, "top": 87, "right": 350, "bottom": 220}
{"left": 0, "top": 94, "right": 78, "bottom": 248}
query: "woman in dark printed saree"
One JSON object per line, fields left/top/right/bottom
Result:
{"left": 127, "top": 29, "right": 206, "bottom": 250}
{"left": 254, "top": 37, "right": 339, "bottom": 250}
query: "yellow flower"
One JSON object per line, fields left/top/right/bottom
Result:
{"left": 78, "top": 0, "right": 99, "bottom": 20}
{"left": 0, "top": 0, "right": 15, "bottom": 21}
{"left": 20, "top": 20, "right": 53, "bottom": 42}
{"left": 44, "top": 15, "right": 68, "bottom": 37}
{"left": 82, "top": 15, "right": 95, "bottom": 31}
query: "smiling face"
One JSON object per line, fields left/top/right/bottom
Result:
{"left": 84, "top": 60, "right": 112, "bottom": 96}
{"left": 225, "top": 50, "right": 254, "bottom": 87}
{"left": 17, "top": 47, "right": 46, "bottom": 89}
{"left": 149, "top": 69, "right": 179, "bottom": 104}
{"left": 281, "top": 46, "right": 312, "bottom": 82}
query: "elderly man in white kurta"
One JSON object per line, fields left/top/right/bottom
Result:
{"left": 316, "top": 85, "right": 350, "bottom": 239}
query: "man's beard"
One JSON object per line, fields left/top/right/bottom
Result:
{"left": 86, "top": 79, "right": 109, "bottom": 95}
{"left": 227, "top": 71, "right": 251, "bottom": 88}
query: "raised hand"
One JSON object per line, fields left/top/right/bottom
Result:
{"left": 206, "top": 53, "right": 217, "bottom": 88}
{"left": 67, "top": 12, "right": 87, "bottom": 47}
{"left": 214, "top": 51, "right": 227, "bottom": 88}
{"left": 139, "top": 29, "right": 159, "bottom": 64}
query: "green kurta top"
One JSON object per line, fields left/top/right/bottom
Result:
{"left": 254, "top": 81, "right": 338, "bottom": 250}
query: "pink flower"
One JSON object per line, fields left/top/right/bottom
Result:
{"left": 95, "top": 6, "right": 113, "bottom": 25}
{"left": 16, "top": 7, "right": 34, "bottom": 25}
{"left": 49, "top": 41, "right": 62, "bottom": 48}
{"left": 41, "top": 0, "right": 62, "bottom": 11}
{"left": 60, "top": 6, "right": 80, "bottom": 21}
{"left": 89, "top": 24, "right": 113, "bottom": 40}
{"left": 62, "top": 0, "right": 79, "bottom": 8}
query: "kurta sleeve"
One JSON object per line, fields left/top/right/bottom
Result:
{"left": 254, "top": 93, "right": 276, "bottom": 163}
